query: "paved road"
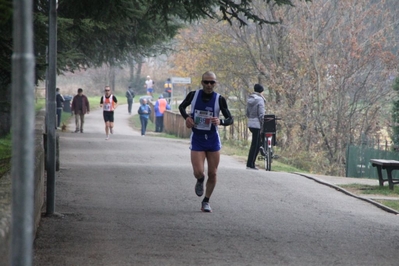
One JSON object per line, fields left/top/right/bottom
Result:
{"left": 34, "top": 104, "right": 399, "bottom": 266}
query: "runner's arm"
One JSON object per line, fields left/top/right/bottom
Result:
{"left": 113, "top": 95, "right": 118, "bottom": 109}
{"left": 219, "top": 96, "right": 234, "bottom": 126}
{"left": 178, "top": 91, "right": 196, "bottom": 120}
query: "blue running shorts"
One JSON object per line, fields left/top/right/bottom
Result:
{"left": 190, "top": 132, "right": 221, "bottom": 152}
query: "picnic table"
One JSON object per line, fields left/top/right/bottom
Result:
{"left": 370, "top": 159, "right": 399, "bottom": 190}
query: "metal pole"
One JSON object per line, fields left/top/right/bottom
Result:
{"left": 46, "top": 0, "right": 57, "bottom": 215}
{"left": 11, "top": 0, "right": 35, "bottom": 264}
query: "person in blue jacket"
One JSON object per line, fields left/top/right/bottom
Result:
{"left": 138, "top": 98, "right": 151, "bottom": 136}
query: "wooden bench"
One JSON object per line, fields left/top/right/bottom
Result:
{"left": 370, "top": 159, "right": 399, "bottom": 190}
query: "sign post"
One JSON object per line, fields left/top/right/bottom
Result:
{"left": 171, "top": 77, "right": 191, "bottom": 84}
{"left": 170, "top": 77, "right": 191, "bottom": 106}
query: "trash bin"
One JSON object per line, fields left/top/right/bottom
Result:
{"left": 63, "top": 95, "right": 72, "bottom": 113}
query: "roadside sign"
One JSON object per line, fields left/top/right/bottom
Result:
{"left": 171, "top": 77, "right": 191, "bottom": 84}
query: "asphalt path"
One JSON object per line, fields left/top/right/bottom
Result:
{"left": 34, "top": 103, "right": 399, "bottom": 266}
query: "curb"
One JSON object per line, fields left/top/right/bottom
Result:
{"left": 295, "top": 173, "right": 399, "bottom": 215}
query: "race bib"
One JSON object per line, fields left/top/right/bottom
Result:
{"left": 194, "top": 109, "right": 213, "bottom": 130}
{"left": 103, "top": 103, "right": 112, "bottom": 111}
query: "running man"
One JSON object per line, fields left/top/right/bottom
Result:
{"left": 178, "top": 71, "right": 234, "bottom": 212}
{"left": 100, "top": 86, "right": 118, "bottom": 140}
{"left": 144, "top": 75, "right": 154, "bottom": 99}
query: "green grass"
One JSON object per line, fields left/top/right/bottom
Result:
{"left": 376, "top": 200, "right": 399, "bottom": 211}
{"left": 0, "top": 134, "right": 11, "bottom": 176}
{"left": 340, "top": 184, "right": 399, "bottom": 196}
{"left": 35, "top": 98, "right": 46, "bottom": 112}
{"left": 270, "top": 160, "right": 306, "bottom": 173}
{"left": 340, "top": 184, "right": 399, "bottom": 212}
{"left": 221, "top": 140, "right": 305, "bottom": 172}
{"left": 129, "top": 113, "right": 179, "bottom": 139}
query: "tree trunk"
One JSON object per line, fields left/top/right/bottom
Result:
{"left": 128, "top": 56, "right": 134, "bottom": 83}
{"left": 135, "top": 58, "right": 143, "bottom": 90}
{"left": 109, "top": 66, "right": 116, "bottom": 92}
{"left": 0, "top": 74, "right": 12, "bottom": 137}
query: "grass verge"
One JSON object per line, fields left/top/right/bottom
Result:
{"left": 339, "top": 184, "right": 399, "bottom": 196}
{"left": 376, "top": 200, "right": 399, "bottom": 211}
{"left": 340, "top": 183, "right": 399, "bottom": 212}
{"left": 0, "top": 134, "right": 11, "bottom": 176}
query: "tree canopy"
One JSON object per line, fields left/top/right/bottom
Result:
{"left": 2, "top": 0, "right": 311, "bottom": 80}
{"left": 50, "top": 0, "right": 311, "bottom": 74}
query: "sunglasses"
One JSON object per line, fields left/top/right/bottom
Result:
{"left": 202, "top": 80, "right": 216, "bottom": 85}
{"left": 105, "top": 90, "right": 110, "bottom": 91}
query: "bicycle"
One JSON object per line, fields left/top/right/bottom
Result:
{"left": 258, "top": 114, "right": 281, "bottom": 171}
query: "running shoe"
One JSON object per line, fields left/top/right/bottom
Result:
{"left": 105, "top": 135, "right": 109, "bottom": 140}
{"left": 195, "top": 179, "right": 204, "bottom": 197}
{"left": 110, "top": 128, "right": 113, "bottom": 134}
{"left": 201, "top": 202, "right": 212, "bottom": 213}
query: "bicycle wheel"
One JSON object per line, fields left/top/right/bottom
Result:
{"left": 267, "top": 147, "right": 272, "bottom": 171}
{"left": 263, "top": 139, "right": 269, "bottom": 171}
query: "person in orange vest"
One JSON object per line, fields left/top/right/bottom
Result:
{"left": 154, "top": 94, "right": 171, "bottom": 132}
{"left": 100, "top": 86, "right": 118, "bottom": 140}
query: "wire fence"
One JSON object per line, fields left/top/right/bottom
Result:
{"left": 346, "top": 142, "right": 399, "bottom": 179}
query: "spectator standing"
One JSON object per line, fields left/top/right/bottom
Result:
{"left": 154, "top": 94, "right": 171, "bottom": 132}
{"left": 100, "top": 86, "right": 118, "bottom": 140}
{"left": 138, "top": 98, "right": 151, "bottom": 136}
{"left": 56, "top": 87, "right": 65, "bottom": 128}
{"left": 178, "top": 71, "right": 234, "bottom": 213}
{"left": 71, "top": 88, "right": 90, "bottom": 133}
{"left": 144, "top": 75, "right": 154, "bottom": 99}
{"left": 125, "top": 86, "right": 135, "bottom": 114}
{"left": 246, "top": 84, "right": 266, "bottom": 170}
{"left": 164, "top": 78, "right": 173, "bottom": 103}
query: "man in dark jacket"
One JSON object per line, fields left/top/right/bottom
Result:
{"left": 56, "top": 87, "right": 65, "bottom": 128}
{"left": 71, "top": 88, "right": 90, "bottom": 133}
{"left": 125, "top": 86, "right": 135, "bottom": 114}
{"left": 164, "top": 78, "right": 173, "bottom": 103}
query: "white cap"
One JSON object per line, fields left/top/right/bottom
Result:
{"left": 147, "top": 75, "right": 150, "bottom": 78}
